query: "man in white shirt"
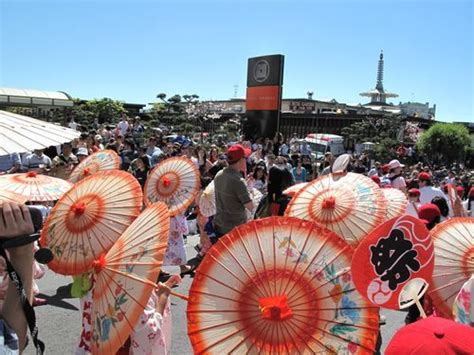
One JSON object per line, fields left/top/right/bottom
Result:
{"left": 418, "top": 172, "right": 445, "bottom": 205}
{"left": 145, "top": 138, "right": 163, "bottom": 167}
{"left": 368, "top": 162, "right": 381, "bottom": 177}
{"left": 24, "top": 150, "right": 52, "bottom": 172}
{"left": 117, "top": 114, "right": 129, "bottom": 136}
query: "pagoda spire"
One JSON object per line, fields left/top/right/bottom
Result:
{"left": 376, "top": 50, "right": 384, "bottom": 92}
{"left": 359, "top": 50, "right": 398, "bottom": 105}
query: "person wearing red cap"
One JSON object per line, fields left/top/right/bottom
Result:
{"left": 406, "top": 188, "right": 421, "bottom": 217}
{"left": 417, "top": 203, "right": 441, "bottom": 230}
{"left": 455, "top": 185, "right": 464, "bottom": 198}
{"left": 418, "top": 172, "right": 445, "bottom": 205}
{"left": 370, "top": 175, "right": 381, "bottom": 187}
{"left": 213, "top": 144, "right": 253, "bottom": 239}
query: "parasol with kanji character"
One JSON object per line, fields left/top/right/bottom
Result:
{"left": 285, "top": 172, "right": 387, "bottom": 247}
{"left": 187, "top": 217, "right": 379, "bottom": 354}
{"left": 428, "top": 218, "right": 474, "bottom": 318}
{"left": 69, "top": 150, "right": 121, "bottom": 183}
{"left": 381, "top": 188, "right": 408, "bottom": 221}
{"left": 0, "top": 171, "right": 73, "bottom": 202}
{"left": 40, "top": 170, "right": 143, "bottom": 275}
{"left": 90, "top": 202, "right": 170, "bottom": 354}
{"left": 144, "top": 156, "right": 200, "bottom": 216}
{"left": 352, "top": 215, "right": 434, "bottom": 310}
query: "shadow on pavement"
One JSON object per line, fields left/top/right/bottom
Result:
{"left": 37, "top": 283, "right": 78, "bottom": 311}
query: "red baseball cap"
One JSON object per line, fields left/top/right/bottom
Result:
{"left": 418, "top": 172, "right": 432, "bottom": 181}
{"left": 226, "top": 144, "right": 251, "bottom": 164}
{"left": 408, "top": 188, "right": 421, "bottom": 196}
{"left": 417, "top": 203, "right": 441, "bottom": 224}
{"left": 370, "top": 175, "right": 381, "bottom": 186}
{"left": 456, "top": 186, "right": 464, "bottom": 197}
{"left": 386, "top": 316, "right": 474, "bottom": 355}
{"left": 382, "top": 164, "right": 390, "bottom": 174}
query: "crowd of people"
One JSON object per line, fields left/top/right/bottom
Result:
{"left": 1, "top": 117, "right": 473, "bottom": 354}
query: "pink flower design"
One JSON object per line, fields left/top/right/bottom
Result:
{"left": 460, "top": 288, "right": 471, "bottom": 311}
{"left": 341, "top": 272, "right": 351, "bottom": 283}
{"left": 348, "top": 341, "right": 358, "bottom": 353}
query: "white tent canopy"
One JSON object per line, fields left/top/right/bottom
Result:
{"left": 0, "top": 110, "right": 80, "bottom": 156}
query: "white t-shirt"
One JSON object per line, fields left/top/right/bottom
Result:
{"left": 406, "top": 201, "right": 420, "bottom": 217}
{"left": 390, "top": 175, "right": 406, "bottom": 191}
{"left": 117, "top": 120, "right": 129, "bottom": 135}
{"left": 419, "top": 186, "right": 446, "bottom": 205}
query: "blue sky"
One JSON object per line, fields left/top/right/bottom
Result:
{"left": 1, "top": 0, "right": 472, "bottom": 122}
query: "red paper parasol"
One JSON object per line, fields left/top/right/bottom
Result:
{"left": 0, "top": 190, "right": 27, "bottom": 205}
{"left": 428, "top": 218, "right": 474, "bottom": 318}
{"left": 91, "top": 202, "right": 170, "bottom": 354}
{"left": 385, "top": 316, "right": 474, "bottom": 355}
{"left": 381, "top": 188, "right": 408, "bottom": 221}
{"left": 69, "top": 150, "right": 121, "bottom": 183}
{"left": 282, "top": 182, "right": 309, "bottom": 197}
{"left": 187, "top": 217, "right": 379, "bottom": 354}
{"left": 40, "top": 170, "right": 143, "bottom": 275}
{"left": 144, "top": 156, "right": 200, "bottom": 216}
{"left": 352, "top": 215, "right": 434, "bottom": 310}
{"left": 285, "top": 172, "right": 387, "bottom": 247}
{"left": 0, "top": 171, "right": 73, "bottom": 201}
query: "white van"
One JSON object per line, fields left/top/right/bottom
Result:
{"left": 305, "top": 133, "right": 345, "bottom": 159}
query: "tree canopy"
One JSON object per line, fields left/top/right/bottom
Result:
{"left": 417, "top": 123, "right": 470, "bottom": 165}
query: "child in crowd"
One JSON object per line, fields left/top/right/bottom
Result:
{"left": 75, "top": 274, "right": 181, "bottom": 355}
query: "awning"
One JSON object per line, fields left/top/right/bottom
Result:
{"left": 0, "top": 110, "right": 80, "bottom": 156}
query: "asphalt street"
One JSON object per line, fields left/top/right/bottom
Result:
{"left": 25, "top": 234, "right": 405, "bottom": 354}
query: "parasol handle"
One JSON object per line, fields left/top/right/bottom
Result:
{"left": 170, "top": 290, "right": 189, "bottom": 301}
{"left": 411, "top": 288, "right": 427, "bottom": 319}
{"left": 156, "top": 282, "right": 189, "bottom": 301}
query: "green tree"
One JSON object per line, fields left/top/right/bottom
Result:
{"left": 417, "top": 123, "right": 470, "bottom": 165}
{"left": 341, "top": 115, "right": 404, "bottom": 159}
{"left": 68, "top": 98, "right": 125, "bottom": 128}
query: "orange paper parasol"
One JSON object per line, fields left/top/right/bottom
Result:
{"left": 283, "top": 182, "right": 309, "bottom": 197}
{"left": 144, "top": 156, "right": 200, "bottom": 216}
{"left": 187, "top": 217, "right": 379, "bottom": 354}
{"left": 198, "top": 181, "right": 216, "bottom": 218}
{"left": 285, "top": 172, "right": 387, "bottom": 247}
{"left": 428, "top": 218, "right": 474, "bottom": 318}
{"left": 91, "top": 202, "right": 170, "bottom": 354}
{"left": 381, "top": 188, "right": 408, "bottom": 221}
{"left": 0, "top": 171, "right": 73, "bottom": 201}
{"left": 0, "top": 190, "right": 27, "bottom": 205}
{"left": 332, "top": 154, "right": 351, "bottom": 174}
{"left": 452, "top": 275, "right": 474, "bottom": 325}
{"left": 40, "top": 170, "right": 143, "bottom": 275}
{"left": 246, "top": 187, "right": 264, "bottom": 221}
{"left": 69, "top": 150, "right": 121, "bottom": 183}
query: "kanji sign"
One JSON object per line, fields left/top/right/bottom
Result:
{"left": 351, "top": 215, "right": 434, "bottom": 309}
